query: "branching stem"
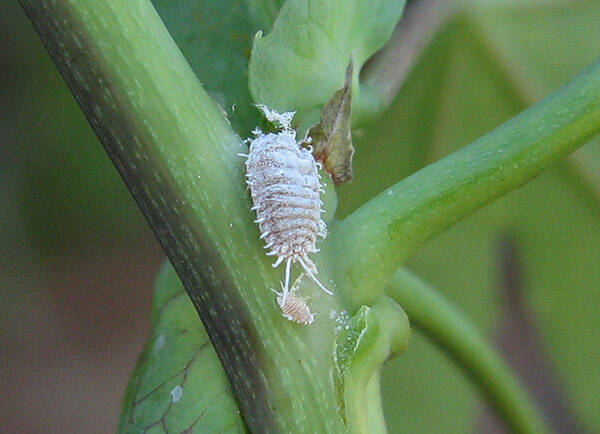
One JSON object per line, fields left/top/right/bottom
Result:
{"left": 333, "top": 57, "right": 600, "bottom": 305}
{"left": 19, "top": 0, "right": 346, "bottom": 431}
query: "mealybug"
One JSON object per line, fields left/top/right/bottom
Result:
{"left": 272, "top": 283, "right": 314, "bottom": 325}
{"left": 241, "top": 105, "right": 332, "bottom": 318}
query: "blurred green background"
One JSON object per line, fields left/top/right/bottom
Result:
{"left": 2, "top": 0, "right": 599, "bottom": 432}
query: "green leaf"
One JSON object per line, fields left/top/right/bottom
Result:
{"left": 248, "top": 0, "right": 406, "bottom": 129}
{"left": 332, "top": 305, "right": 375, "bottom": 426}
{"left": 119, "top": 262, "right": 246, "bottom": 433}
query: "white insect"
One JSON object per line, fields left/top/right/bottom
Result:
{"left": 240, "top": 105, "right": 332, "bottom": 313}
{"left": 272, "top": 283, "right": 314, "bottom": 325}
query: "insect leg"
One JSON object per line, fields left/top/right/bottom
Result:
{"left": 272, "top": 256, "right": 284, "bottom": 267}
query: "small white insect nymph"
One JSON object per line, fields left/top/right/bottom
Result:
{"left": 272, "top": 284, "right": 314, "bottom": 325}
{"left": 242, "top": 105, "right": 332, "bottom": 317}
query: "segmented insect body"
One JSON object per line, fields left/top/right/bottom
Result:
{"left": 243, "top": 106, "right": 331, "bottom": 309}
{"left": 274, "top": 286, "right": 314, "bottom": 325}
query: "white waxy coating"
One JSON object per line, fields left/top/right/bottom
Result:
{"left": 277, "top": 291, "right": 314, "bottom": 325}
{"left": 243, "top": 107, "right": 331, "bottom": 321}
{"left": 246, "top": 129, "right": 325, "bottom": 263}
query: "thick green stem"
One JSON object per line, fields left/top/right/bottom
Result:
{"left": 387, "top": 269, "right": 550, "bottom": 434}
{"left": 332, "top": 57, "right": 600, "bottom": 304}
{"left": 346, "top": 369, "right": 386, "bottom": 433}
{"left": 19, "top": 0, "right": 346, "bottom": 431}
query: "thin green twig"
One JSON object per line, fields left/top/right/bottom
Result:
{"left": 387, "top": 269, "right": 550, "bottom": 434}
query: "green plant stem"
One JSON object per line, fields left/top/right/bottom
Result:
{"left": 342, "top": 298, "right": 410, "bottom": 434}
{"left": 19, "top": 0, "right": 347, "bottom": 431}
{"left": 387, "top": 269, "right": 550, "bottom": 434}
{"left": 333, "top": 57, "right": 600, "bottom": 305}
{"left": 346, "top": 369, "right": 386, "bottom": 433}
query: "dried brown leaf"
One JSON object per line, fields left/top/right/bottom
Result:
{"left": 310, "top": 60, "right": 355, "bottom": 185}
